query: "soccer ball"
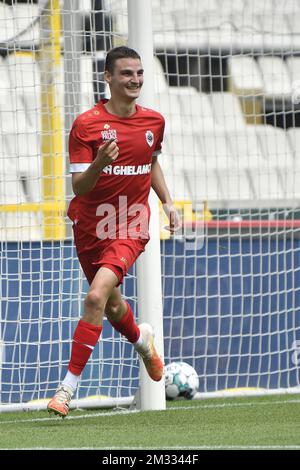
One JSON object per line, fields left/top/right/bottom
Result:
{"left": 165, "top": 361, "right": 199, "bottom": 400}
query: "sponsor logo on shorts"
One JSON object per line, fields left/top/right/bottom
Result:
{"left": 120, "top": 257, "right": 128, "bottom": 268}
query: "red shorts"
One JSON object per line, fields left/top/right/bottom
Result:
{"left": 73, "top": 225, "right": 149, "bottom": 285}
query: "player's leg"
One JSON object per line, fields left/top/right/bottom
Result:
{"left": 105, "top": 287, "right": 139, "bottom": 342}
{"left": 105, "top": 287, "right": 164, "bottom": 382}
{"left": 47, "top": 266, "right": 118, "bottom": 418}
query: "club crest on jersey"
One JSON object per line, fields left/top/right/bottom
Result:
{"left": 101, "top": 128, "right": 117, "bottom": 141}
{"left": 145, "top": 130, "right": 154, "bottom": 147}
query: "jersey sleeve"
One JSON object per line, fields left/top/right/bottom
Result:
{"left": 69, "top": 119, "right": 93, "bottom": 173}
{"left": 153, "top": 116, "right": 165, "bottom": 157}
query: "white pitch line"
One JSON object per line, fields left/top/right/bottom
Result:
{"left": 0, "top": 408, "right": 140, "bottom": 425}
{"left": 1, "top": 397, "right": 300, "bottom": 426}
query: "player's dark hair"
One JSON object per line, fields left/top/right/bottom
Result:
{"left": 105, "top": 46, "right": 141, "bottom": 74}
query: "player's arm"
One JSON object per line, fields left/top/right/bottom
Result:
{"left": 151, "top": 156, "right": 181, "bottom": 233}
{"left": 72, "top": 139, "right": 119, "bottom": 196}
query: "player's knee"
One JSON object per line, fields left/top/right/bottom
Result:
{"left": 84, "top": 289, "right": 105, "bottom": 313}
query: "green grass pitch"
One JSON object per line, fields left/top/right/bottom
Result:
{"left": 1, "top": 394, "right": 300, "bottom": 449}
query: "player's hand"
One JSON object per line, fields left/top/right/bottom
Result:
{"left": 163, "top": 203, "right": 182, "bottom": 233}
{"left": 96, "top": 138, "right": 119, "bottom": 168}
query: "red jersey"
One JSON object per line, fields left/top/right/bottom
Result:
{"left": 68, "top": 99, "right": 165, "bottom": 241}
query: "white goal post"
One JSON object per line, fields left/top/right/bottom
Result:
{"left": 1, "top": 0, "right": 300, "bottom": 413}
{"left": 127, "top": 0, "right": 166, "bottom": 411}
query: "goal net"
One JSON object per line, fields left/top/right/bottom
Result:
{"left": 1, "top": 0, "right": 300, "bottom": 412}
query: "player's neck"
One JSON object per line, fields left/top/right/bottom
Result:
{"left": 104, "top": 98, "right": 137, "bottom": 118}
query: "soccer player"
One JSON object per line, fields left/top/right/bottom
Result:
{"left": 47, "top": 46, "right": 181, "bottom": 417}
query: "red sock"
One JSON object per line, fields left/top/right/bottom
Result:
{"left": 68, "top": 319, "right": 102, "bottom": 375}
{"left": 109, "top": 302, "right": 140, "bottom": 343}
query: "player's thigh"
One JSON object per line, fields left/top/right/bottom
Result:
{"left": 86, "top": 266, "right": 119, "bottom": 310}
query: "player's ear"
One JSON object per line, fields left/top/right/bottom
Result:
{"left": 104, "top": 70, "right": 112, "bottom": 84}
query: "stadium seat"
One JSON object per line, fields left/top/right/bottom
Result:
{"left": 79, "top": 54, "right": 95, "bottom": 112}
{"left": 79, "top": 0, "right": 92, "bottom": 12}
{"left": 258, "top": 12, "right": 290, "bottom": 35}
{"left": 0, "top": 55, "right": 11, "bottom": 93}
{"left": 0, "top": 125, "right": 41, "bottom": 240}
{"left": 286, "top": 56, "right": 300, "bottom": 103}
{"left": 0, "top": 2, "right": 14, "bottom": 42}
{"left": 0, "top": 55, "right": 41, "bottom": 240}
{"left": 210, "top": 92, "right": 246, "bottom": 130}
{"left": 228, "top": 55, "right": 264, "bottom": 124}
{"left": 287, "top": 127, "right": 300, "bottom": 159}
{"left": 3, "top": 54, "right": 41, "bottom": 203}
{"left": 154, "top": 57, "right": 168, "bottom": 92}
{"left": 256, "top": 125, "right": 294, "bottom": 168}
{"left": 155, "top": 92, "right": 192, "bottom": 134}
{"left": 164, "top": 130, "right": 230, "bottom": 204}
{"left": 286, "top": 12, "right": 299, "bottom": 35}
{"left": 10, "top": 2, "right": 40, "bottom": 44}
{"left": 286, "top": 56, "right": 300, "bottom": 81}
{"left": 162, "top": 134, "right": 199, "bottom": 201}
{"left": 6, "top": 53, "right": 41, "bottom": 131}
{"left": 152, "top": 10, "right": 175, "bottom": 33}
{"left": 172, "top": 0, "right": 224, "bottom": 33}
{"left": 0, "top": 92, "right": 29, "bottom": 134}
{"left": 197, "top": 130, "right": 232, "bottom": 170}
{"left": 183, "top": 164, "right": 221, "bottom": 204}
{"left": 0, "top": 57, "right": 16, "bottom": 131}
{"left": 274, "top": 0, "right": 300, "bottom": 14}
{"left": 0, "top": 133, "right": 17, "bottom": 176}
{"left": 285, "top": 127, "right": 300, "bottom": 200}
{"left": 180, "top": 129, "right": 253, "bottom": 204}
{"left": 199, "top": 129, "right": 254, "bottom": 203}
{"left": 218, "top": 166, "right": 254, "bottom": 203}
{"left": 0, "top": 171, "right": 27, "bottom": 205}
{"left": 249, "top": 166, "right": 284, "bottom": 202}
{"left": 245, "top": 0, "right": 274, "bottom": 13}
{"left": 254, "top": 125, "right": 293, "bottom": 201}
{"left": 228, "top": 55, "right": 263, "bottom": 95}
{"left": 227, "top": 126, "right": 281, "bottom": 203}
{"left": 151, "top": 0, "right": 177, "bottom": 44}
{"left": 168, "top": 89, "right": 216, "bottom": 132}
{"left": 106, "top": 0, "right": 128, "bottom": 37}
{"left": 163, "top": 169, "right": 190, "bottom": 202}
{"left": 0, "top": 170, "right": 41, "bottom": 241}
{"left": 173, "top": 11, "right": 203, "bottom": 32}
{"left": 195, "top": 126, "right": 285, "bottom": 204}
{"left": 179, "top": 136, "right": 221, "bottom": 204}
{"left": 168, "top": 86, "right": 199, "bottom": 96}
{"left": 217, "top": 0, "right": 246, "bottom": 14}
{"left": 227, "top": 126, "right": 263, "bottom": 170}
{"left": 230, "top": 11, "right": 263, "bottom": 32}
{"left": 163, "top": 134, "right": 199, "bottom": 169}
{"left": 156, "top": 0, "right": 218, "bottom": 13}
{"left": 6, "top": 132, "right": 41, "bottom": 203}
{"left": 257, "top": 57, "right": 291, "bottom": 98}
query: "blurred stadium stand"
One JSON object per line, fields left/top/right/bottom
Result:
{"left": 1, "top": 0, "right": 300, "bottom": 241}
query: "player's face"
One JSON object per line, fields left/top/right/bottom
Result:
{"left": 106, "top": 58, "right": 144, "bottom": 101}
